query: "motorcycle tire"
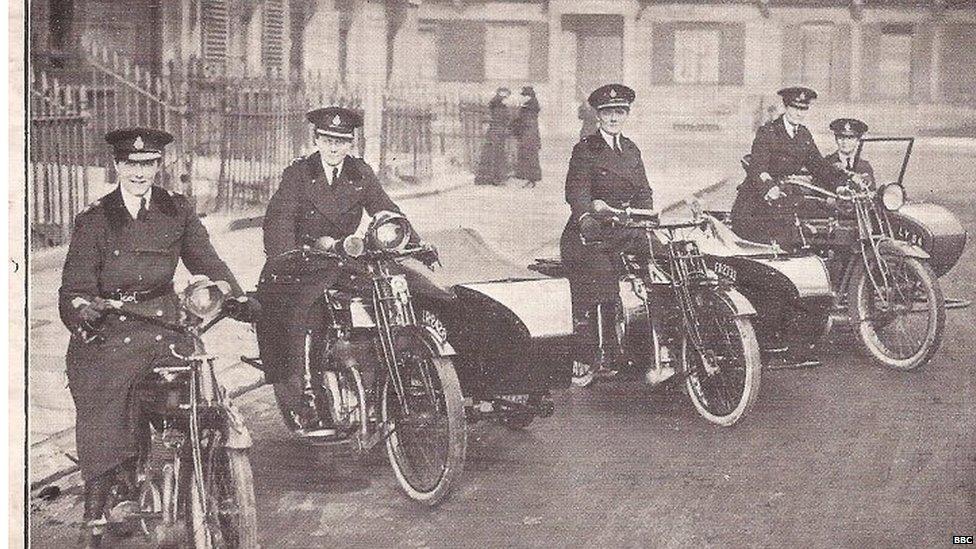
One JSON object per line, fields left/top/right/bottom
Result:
{"left": 682, "top": 295, "right": 762, "bottom": 427}
{"left": 848, "top": 254, "right": 945, "bottom": 371}
{"left": 382, "top": 354, "right": 467, "bottom": 506}
{"left": 189, "top": 447, "right": 259, "bottom": 549}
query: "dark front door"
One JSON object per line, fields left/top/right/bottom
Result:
{"left": 563, "top": 14, "right": 624, "bottom": 101}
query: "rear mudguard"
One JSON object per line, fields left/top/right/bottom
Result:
{"left": 877, "top": 238, "right": 930, "bottom": 260}
{"left": 222, "top": 401, "right": 254, "bottom": 449}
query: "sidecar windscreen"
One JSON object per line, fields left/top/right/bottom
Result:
{"left": 853, "top": 137, "right": 914, "bottom": 188}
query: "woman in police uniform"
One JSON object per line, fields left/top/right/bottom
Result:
{"left": 560, "top": 83, "right": 654, "bottom": 384}
{"left": 59, "top": 128, "right": 243, "bottom": 546}
{"left": 730, "top": 87, "right": 848, "bottom": 245}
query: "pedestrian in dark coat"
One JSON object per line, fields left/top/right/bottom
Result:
{"left": 474, "top": 87, "right": 512, "bottom": 185}
{"left": 560, "top": 83, "right": 653, "bottom": 382}
{"left": 730, "top": 87, "right": 849, "bottom": 246}
{"left": 512, "top": 86, "right": 542, "bottom": 187}
{"left": 59, "top": 127, "right": 242, "bottom": 542}
{"left": 256, "top": 106, "right": 414, "bottom": 437}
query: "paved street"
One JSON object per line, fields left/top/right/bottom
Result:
{"left": 28, "top": 138, "right": 976, "bottom": 547}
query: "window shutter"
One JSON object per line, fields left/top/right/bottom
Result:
{"left": 910, "top": 23, "right": 933, "bottom": 103}
{"left": 650, "top": 23, "right": 674, "bottom": 84}
{"left": 781, "top": 25, "right": 802, "bottom": 85}
{"left": 436, "top": 20, "right": 485, "bottom": 82}
{"left": 831, "top": 24, "right": 851, "bottom": 100}
{"left": 860, "top": 23, "right": 882, "bottom": 100}
{"left": 720, "top": 23, "right": 745, "bottom": 85}
{"left": 529, "top": 22, "right": 549, "bottom": 82}
{"left": 263, "top": 0, "right": 286, "bottom": 77}
{"left": 201, "top": 0, "right": 229, "bottom": 77}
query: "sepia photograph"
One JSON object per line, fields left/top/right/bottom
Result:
{"left": 18, "top": 0, "right": 976, "bottom": 546}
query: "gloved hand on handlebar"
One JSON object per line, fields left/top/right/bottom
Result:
{"left": 222, "top": 295, "right": 261, "bottom": 323}
{"left": 416, "top": 243, "right": 441, "bottom": 270}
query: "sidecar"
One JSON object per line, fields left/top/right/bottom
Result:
{"left": 402, "top": 228, "right": 575, "bottom": 426}
{"left": 682, "top": 216, "right": 835, "bottom": 368}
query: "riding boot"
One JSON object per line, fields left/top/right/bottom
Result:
{"left": 105, "top": 458, "right": 139, "bottom": 525}
{"left": 573, "top": 302, "right": 621, "bottom": 381}
{"left": 78, "top": 475, "right": 111, "bottom": 548}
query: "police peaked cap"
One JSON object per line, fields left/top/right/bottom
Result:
{"left": 588, "top": 84, "right": 636, "bottom": 110}
{"left": 105, "top": 127, "right": 173, "bottom": 161}
{"left": 307, "top": 106, "right": 363, "bottom": 139}
{"left": 778, "top": 86, "right": 818, "bottom": 109}
{"left": 829, "top": 118, "right": 869, "bottom": 137}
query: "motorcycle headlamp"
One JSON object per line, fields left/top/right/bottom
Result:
{"left": 880, "top": 183, "right": 906, "bottom": 212}
{"left": 368, "top": 211, "right": 412, "bottom": 252}
{"left": 184, "top": 277, "right": 231, "bottom": 320}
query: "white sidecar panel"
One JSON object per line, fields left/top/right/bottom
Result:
{"left": 457, "top": 278, "right": 574, "bottom": 338}
{"left": 752, "top": 256, "right": 832, "bottom": 298}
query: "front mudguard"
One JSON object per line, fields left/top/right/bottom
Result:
{"left": 876, "top": 238, "right": 930, "bottom": 261}
{"left": 394, "top": 324, "right": 457, "bottom": 358}
{"left": 713, "top": 287, "right": 757, "bottom": 317}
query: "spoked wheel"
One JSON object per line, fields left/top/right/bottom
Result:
{"left": 382, "top": 350, "right": 467, "bottom": 506}
{"left": 190, "top": 444, "right": 259, "bottom": 548}
{"left": 682, "top": 292, "right": 762, "bottom": 427}
{"left": 137, "top": 479, "right": 162, "bottom": 542}
{"left": 849, "top": 254, "right": 945, "bottom": 370}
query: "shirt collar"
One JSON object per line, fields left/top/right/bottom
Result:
{"left": 120, "top": 186, "right": 151, "bottom": 219}
{"left": 321, "top": 156, "right": 345, "bottom": 185}
{"left": 599, "top": 128, "right": 621, "bottom": 149}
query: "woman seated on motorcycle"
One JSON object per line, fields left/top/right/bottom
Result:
{"left": 256, "top": 106, "right": 430, "bottom": 437}
{"left": 59, "top": 127, "right": 246, "bottom": 546}
{"left": 730, "top": 87, "right": 856, "bottom": 249}
{"left": 560, "top": 83, "right": 662, "bottom": 386}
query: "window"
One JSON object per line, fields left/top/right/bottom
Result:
{"left": 201, "top": 0, "right": 229, "bottom": 76}
{"left": 878, "top": 24, "right": 913, "bottom": 98}
{"left": 801, "top": 24, "right": 833, "bottom": 93}
{"left": 262, "top": 0, "right": 286, "bottom": 77}
{"left": 673, "top": 28, "right": 720, "bottom": 84}
{"left": 485, "top": 23, "right": 530, "bottom": 81}
{"left": 651, "top": 23, "right": 744, "bottom": 85}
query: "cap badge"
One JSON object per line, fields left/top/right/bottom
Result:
{"left": 332, "top": 114, "right": 342, "bottom": 126}
{"left": 844, "top": 122, "right": 852, "bottom": 133}
{"left": 133, "top": 136, "right": 145, "bottom": 150}
{"left": 609, "top": 88, "right": 617, "bottom": 98}
{"left": 798, "top": 91, "right": 806, "bottom": 101}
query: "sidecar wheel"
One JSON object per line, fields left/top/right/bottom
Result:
{"left": 683, "top": 298, "right": 762, "bottom": 427}
{"left": 383, "top": 354, "right": 467, "bottom": 506}
{"left": 849, "top": 255, "right": 945, "bottom": 370}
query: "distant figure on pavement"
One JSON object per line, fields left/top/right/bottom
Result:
{"left": 578, "top": 101, "right": 599, "bottom": 140}
{"left": 475, "top": 87, "right": 512, "bottom": 186}
{"left": 512, "top": 86, "right": 542, "bottom": 188}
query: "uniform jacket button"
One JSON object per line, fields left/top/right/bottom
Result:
{"left": 113, "top": 250, "right": 121, "bottom": 256}
{"left": 156, "top": 310, "right": 164, "bottom": 317}
{"left": 123, "top": 336, "right": 132, "bottom": 344}
{"left": 119, "top": 315, "right": 127, "bottom": 322}
{"left": 155, "top": 335, "right": 163, "bottom": 342}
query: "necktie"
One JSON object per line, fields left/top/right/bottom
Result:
{"left": 137, "top": 197, "right": 147, "bottom": 221}
{"left": 331, "top": 167, "right": 339, "bottom": 185}
{"left": 614, "top": 136, "right": 621, "bottom": 153}
{"left": 846, "top": 158, "right": 853, "bottom": 170}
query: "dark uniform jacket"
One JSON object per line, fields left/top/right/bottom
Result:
{"left": 59, "top": 185, "right": 241, "bottom": 481}
{"left": 823, "top": 151, "right": 874, "bottom": 190}
{"left": 731, "top": 115, "right": 846, "bottom": 244}
{"left": 257, "top": 152, "right": 401, "bottom": 383}
{"left": 263, "top": 152, "right": 399, "bottom": 256}
{"left": 559, "top": 132, "right": 653, "bottom": 308}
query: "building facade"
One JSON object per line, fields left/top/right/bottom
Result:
{"left": 297, "top": 0, "right": 976, "bottom": 138}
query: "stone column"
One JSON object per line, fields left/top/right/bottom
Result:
{"left": 359, "top": 0, "right": 389, "bottom": 164}
{"left": 930, "top": 24, "right": 943, "bottom": 103}
{"left": 850, "top": 24, "right": 862, "bottom": 101}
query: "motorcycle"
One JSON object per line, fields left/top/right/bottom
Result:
{"left": 529, "top": 206, "right": 763, "bottom": 427}
{"left": 780, "top": 172, "right": 947, "bottom": 370}
{"left": 96, "top": 277, "right": 258, "bottom": 548}
{"left": 253, "top": 212, "right": 467, "bottom": 506}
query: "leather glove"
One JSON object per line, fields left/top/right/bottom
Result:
{"left": 579, "top": 215, "right": 604, "bottom": 242}
{"left": 223, "top": 295, "right": 261, "bottom": 323}
{"left": 416, "top": 244, "right": 440, "bottom": 270}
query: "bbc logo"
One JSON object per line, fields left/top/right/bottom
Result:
{"left": 954, "top": 536, "right": 974, "bottom": 544}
